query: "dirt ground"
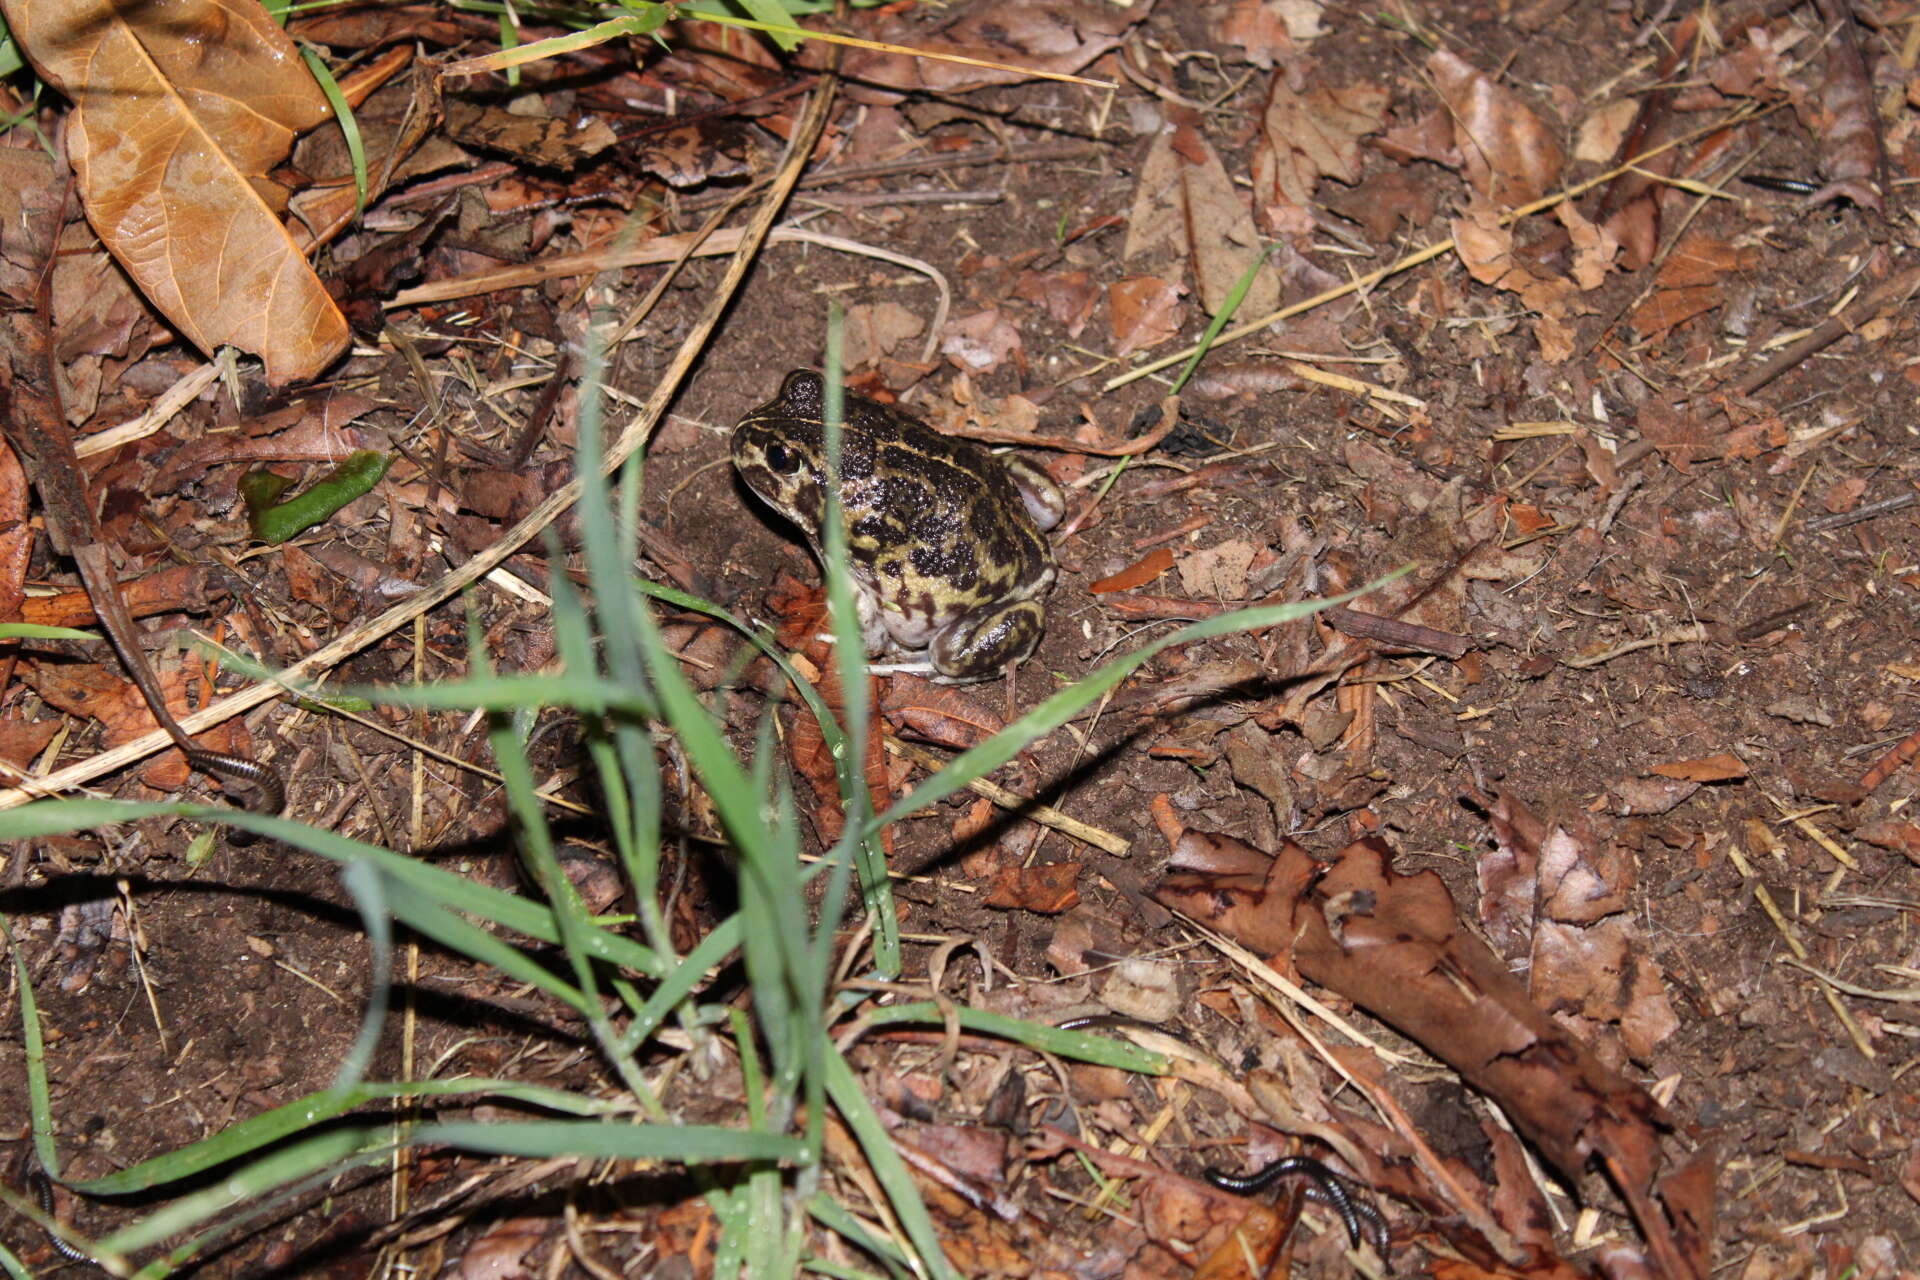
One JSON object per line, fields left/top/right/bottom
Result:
{"left": 3, "top": 0, "right": 1920, "bottom": 1276}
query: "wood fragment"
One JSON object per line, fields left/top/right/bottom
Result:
{"left": 1734, "top": 263, "right": 1920, "bottom": 395}
{"left": 1856, "top": 722, "right": 1920, "bottom": 795}
{"left": 1564, "top": 623, "right": 1710, "bottom": 669}
{"left": 1804, "top": 491, "right": 1916, "bottom": 532}
{"left": 1323, "top": 607, "right": 1470, "bottom": 660}
{"left": 1734, "top": 599, "right": 1814, "bottom": 642}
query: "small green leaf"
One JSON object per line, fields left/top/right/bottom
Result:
{"left": 245, "top": 451, "right": 393, "bottom": 544}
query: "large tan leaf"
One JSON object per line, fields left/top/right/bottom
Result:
{"left": 1, "top": 0, "right": 349, "bottom": 385}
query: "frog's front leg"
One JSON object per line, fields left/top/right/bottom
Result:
{"left": 853, "top": 585, "right": 893, "bottom": 655}
{"left": 930, "top": 599, "right": 1046, "bottom": 682}
{"left": 1001, "top": 455, "right": 1067, "bottom": 532}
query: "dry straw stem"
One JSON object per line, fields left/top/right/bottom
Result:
{"left": 0, "top": 80, "right": 844, "bottom": 813}
{"left": 1281, "top": 359, "right": 1423, "bottom": 412}
{"left": 1725, "top": 838, "right": 1809, "bottom": 961}
{"left": 886, "top": 737, "right": 1130, "bottom": 856}
{"left": 1104, "top": 106, "right": 1767, "bottom": 392}
{"left": 1180, "top": 916, "right": 1421, "bottom": 1069}
{"left": 1765, "top": 793, "right": 1859, "bottom": 870}
{"left": 391, "top": 225, "right": 952, "bottom": 366}
{"left": 1561, "top": 622, "right": 1709, "bottom": 670}
{"left": 442, "top": 16, "right": 1112, "bottom": 90}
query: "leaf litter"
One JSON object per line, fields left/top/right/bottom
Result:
{"left": 2, "top": 0, "right": 1920, "bottom": 1275}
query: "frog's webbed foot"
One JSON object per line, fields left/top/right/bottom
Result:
{"left": 931, "top": 600, "right": 1045, "bottom": 682}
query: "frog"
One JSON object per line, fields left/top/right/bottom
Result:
{"left": 732, "top": 369, "right": 1066, "bottom": 682}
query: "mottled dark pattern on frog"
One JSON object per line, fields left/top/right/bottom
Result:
{"left": 731, "top": 372, "right": 1050, "bottom": 590}
{"left": 730, "top": 369, "right": 1061, "bottom": 681}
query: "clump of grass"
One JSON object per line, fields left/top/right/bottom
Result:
{"left": 0, "top": 304, "right": 1373, "bottom": 1278}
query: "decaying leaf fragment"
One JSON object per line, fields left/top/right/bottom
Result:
{"left": 1155, "top": 831, "right": 1710, "bottom": 1280}
{"left": 1428, "top": 47, "right": 1566, "bottom": 207}
{"left": 1, "top": 0, "right": 351, "bottom": 384}
{"left": 1125, "top": 107, "right": 1280, "bottom": 318}
{"left": 1250, "top": 77, "right": 1387, "bottom": 232}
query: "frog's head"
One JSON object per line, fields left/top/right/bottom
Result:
{"left": 732, "top": 371, "right": 833, "bottom": 535}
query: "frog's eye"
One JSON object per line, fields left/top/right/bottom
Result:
{"left": 764, "top": 443, "right": 801, "bottom": 475}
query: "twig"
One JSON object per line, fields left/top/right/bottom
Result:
{"left": 1562, "top": 623, "right": 1710, "bottom": 669}
{"left": 676, "top": 140, "right": 1096, "bottom": 213}
{"left": 1734, "top": 261, "right": 1920, "bottom": 395}
{"left": 885, "top": 738, "right": 1128, "bottom": 856}
{"left": 1804, "top": 490, "right": 1917, "bottom": 531}
{"left": 1781, "top": 956, "right": 1920, "bottom": 1002}
{"left": 1322, "top": 607, "right": 1469, "bottom": 660}
{"left": 388, "top": 224, "right": 952, "bottom": 364}
{"left": 1104, "top": 108, "right": 1766, "bottom": 391}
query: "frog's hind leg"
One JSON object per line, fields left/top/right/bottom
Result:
{"left": 929, "top": 600, "right": 1045, "bottom": 683}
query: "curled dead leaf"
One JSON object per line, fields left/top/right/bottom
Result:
{"left": 4, "top": 0, "right": 350, "bottom": 384}
{"left": 1429, "top": 47, "right": 1566, "bottom": 207}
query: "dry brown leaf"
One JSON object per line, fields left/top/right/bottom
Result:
{"left": 1108, "top": 276, "right": 1187, "bottom": 358}
{"left": 841, "top": 301, "right": 926, "bottom": 370}
{"left": 1631, "top": 285, "right": 1722, "bottom": 341}
{"left": 1532, "top": 917, "right": 1681, "bottom": 1064}
{"left": 1608, "top": 775, "right": 1700, "bottom": 816}
{"left": 0, "top": 715, "right": 61, "bottom": 772}
{"left": 1429, "top": 47, "right": 1566, "bottom": 207}
{"left": 1574, "top": 99, "right": 1639, "bottom": 164}
{"left": 1651, "top": 753, "right": 1748, "bottom": 783}
{"left": 881, "top": 675, "right": 1005, "bottom": 750}
{"left": 1220, "top": 0, "right": 1297, "bottom": 68}
{"left": 1250, "top": 78, "right": 1387, "bottom": 231}
{"left": 1656, "top": 232, "right": 1757, "bottom": 289}
{"left": 940, "top": 308, "right": 1023, "bottom": 374}
{"left": 1012, "top": 269, "right": 1100, "bottom": 339}
{"left": 1154, "top": 832, "right": 1706, "bottom": 1280}
{"left": 1452, "top": 204, "right": 1606, "bottom": 364}
{"left": 1089, "top": 547, "right": 1175, "bottom": 594}
{"left": 1124, "top": 107, "right": 1280, "bottom": 317}
{"left": 2, "top": 0, "right": 350, "bottom": 384}
{"left": 25, "top": 657, "right": 250, "bottom": 792}
{"left": 0, "top": 148, "right": 60, "bottom": 304}
{"left": 0, "top": 435, "right": 30, "bottom": 623}
{"left": 983, "top": 862, "right": 1081, "bottom": 913}
{"left": 1177, "top": 539, "right": 1257, "bottom": 600}
{"left": 444, "top": 99, "right": 618, "bottom": 171}
{"left": 1633, "top": 396, "right": 1722, "bottom": 473}
{"left": 1803, "top": 0, "right": 1883, "bottom": 210}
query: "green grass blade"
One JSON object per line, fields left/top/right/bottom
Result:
{"left": 808, "top": 1192, "right": 914, "bottom": 1280}
{"left": 72, "top": 1080, "right": 618, "bottom": 1196}
{"left": 851, "top": 1004, "right": 1168, "bottom": 1072}
{"left": 826, "top": 1048, "right": 956, "bottom": 1280}
{"left": 0, "top": 801, "right": 667, "bottom": 977}
{"left": 414, "top": 1120, "right": 805, "bottom": 1162}
{"left": 330, "top": 859, "right": 393, "bottom": 1091}
{"left": 381, "top": 875, "right": 592, "bottom": 1017}
{"left": 98, "top": 1128, "right": 387, "bottom": 1255}
{"left": 1172, "top": 244, "right": 1271, "bottom": 394}
{"left": 299, "top": 44, "right": 366, "bottom": 215}
{"left": 866, "top": 574, "right": 1405, "bottom": 838}
{"left": 614, "top": 914, "right": 745, "bottom": 1056}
